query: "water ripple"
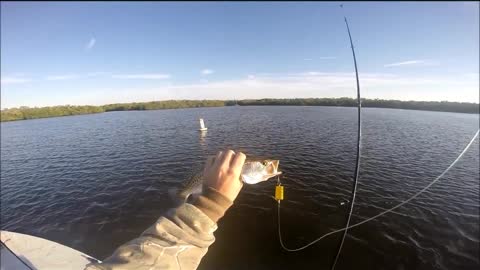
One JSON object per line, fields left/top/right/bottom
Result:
{"left": 1, "top": 107, "right": 478, "bottom": 270}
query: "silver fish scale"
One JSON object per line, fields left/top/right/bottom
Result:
{"left": 178, "top": 171, "right": 204, "bottom": 200}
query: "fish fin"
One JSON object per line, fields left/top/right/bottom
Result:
{"left": 168, "top": 187, "right": 188, "bottom": 207}
{"left": 168, "top": 185, "right": 204, "bottom": 207}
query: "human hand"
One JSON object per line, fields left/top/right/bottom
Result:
{"left": 202, "top": 150, "right": 246, "bottom": 202}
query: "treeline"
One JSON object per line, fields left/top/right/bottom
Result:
{"left": 363, "top": 99, "right": 479, "bottom": 114}
{"left": 0, "top": 105, "right": 104, "bottom": 122}
{"left": 229, "top": 98, "right": 479, "bottom": 114}
{"left": 103, "top": 100, "right": 225, "bottom": 111}
{"left": 228, "top": 97, "right": 357, "bottom": 107}
{"left": 1, "top": 98, "right": 478, "bottom": 122}
{"left": 0, "top": 100, "right": 225, "bottom": 122}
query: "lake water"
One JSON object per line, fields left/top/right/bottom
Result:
{"left": 1, "top": 106, "right": 479, "bottom": 270}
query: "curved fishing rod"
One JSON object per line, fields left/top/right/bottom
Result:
{"left": 276, "top": 5, "right": 362, "bottom": 265}
{"left": 276, "top": 5, "right": 480, "bottom": 270}
{"left": 329, "top": 5, "right": 362, "bottom": 270}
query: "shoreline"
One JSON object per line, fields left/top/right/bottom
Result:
{"left": 1, "top": 98, "right": 479, "bottom": 122}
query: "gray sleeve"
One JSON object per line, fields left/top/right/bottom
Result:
{"left": 84, "top": 203, "right": 218, "bottom": 270}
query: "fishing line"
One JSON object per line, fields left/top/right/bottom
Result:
{"left": 277, "top": 129, "right": 478, "bottom": 252}
{"left": 277, "top": 5, "right": 362, "bottom": 263}
{"left": 276, "top": 5, "right": 362, "bottom": 264}
{"left": 275, "top": 5, "right": 480, "bottom": 269}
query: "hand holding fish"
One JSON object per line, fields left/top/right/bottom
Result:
{"left": 174, "top": 151, "right": 281, "bottom": 204}
{"left": 203, "top": 150, "right": 246, "bottom": 202}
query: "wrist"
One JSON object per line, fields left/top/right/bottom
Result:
{"left": 192, "top": 186, "right": 234, "bottom": 222}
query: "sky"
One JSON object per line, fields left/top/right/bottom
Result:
{"left": 1, "top": 1, "right": 479, "bottom": 108}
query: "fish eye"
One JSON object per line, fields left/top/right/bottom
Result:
{"left": 261, "top": 161, "right": 268, "bottom": 166}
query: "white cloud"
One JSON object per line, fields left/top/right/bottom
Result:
{"left": 91, "top": 71, "right": 477, "bottom": 104}
{"left": 1, "top": 77, "right": 31, "bottom": 85}
{"left": 43, "top": 72, "right": 107, "bottom": 81}
{"left": 304, "top": 57, "right": 336, "bottom": 61}
{"left": 201, "top": 69, "right": 214, "bottom": 75}
{"left": 304, "top": 71, "right": 329, "bottom": 76}
{"left": 87, "top": 72, "right": 110, "bottom": 77}
{"left": 46, "top": 74, "right": 79, "bottom": 81}
{"left": 3, "top": 71, "right": 478, "bottom": 108}
{"left": 384, "top": 60, "right": 424, "bottom": 67}
{"left": 383, "top": 59, "right": 439, "bottom": 67}
{"left": 111, "top": 73, "right": 171, "bottom": 79}
{"left": 85, "top": 38, "right": 96, "bottom": 51}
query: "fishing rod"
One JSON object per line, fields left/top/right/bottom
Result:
{"left": 276, "top": 5, "right": 362, "bottom": 265}
{"left": 329, "top": 5, "right": 362, "bottom": 270}
{"left": 275, "top": 4, "right": 480, "bottom": 270}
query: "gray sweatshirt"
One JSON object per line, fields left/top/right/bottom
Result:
{"left": 85, "top": 187, "right": 233, "bottom": 270}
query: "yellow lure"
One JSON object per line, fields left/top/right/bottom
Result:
{"left": 275, "top": 185, "right": 284, "bottom": 201}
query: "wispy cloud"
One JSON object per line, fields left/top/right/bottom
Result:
{"left": 304, "top": 71, "right": 329, "bottom": 76}
{"left": 46, "top": 74, "right": 79, "bottom": 81}
{"left": 201, "top": 69, "right": 214, "bottom": 75}
{"left": 304, "top": 57, "right": 336, "bottom": 61}
{"left": 43, "top": 72, "right": 108, "bottom": 81}
{"left": 87, "top": 72, "right": 110, "bottom": 77}
{"left": 383, "top": 59, "right": 440, "bottom": 67}
{"left": 106, "top": 71, "right": 477, "bottom": 103}
{"left": 1, "top": 76, "right": 31, "bottom": 85}
{"left": 85, "top": 38, "right": 96, "bottom": 51}
{"left": 3, "top": 71, "right": 478, "bottom": 108}
{"left": 42, "top": 72, "right": 168, "bottom": 81}
{"left": 112, "top": 73, "right": 171, "bottom": 79}
{"left": 384, "top": 60, "right": 424, "bottom": 67}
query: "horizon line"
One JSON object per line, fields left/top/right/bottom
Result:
{"left": 2, "top": 97, "right": 479, "bottom": 110}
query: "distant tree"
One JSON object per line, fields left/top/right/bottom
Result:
{"left": 1, "top": 98, "right": 477, "bottom": 122}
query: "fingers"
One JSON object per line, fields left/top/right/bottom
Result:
{"left": 213, "top": 149, "right": 236, "bottom": 168}
{"left": 230, "top": 152, "right": 246, "bottom": 169}
{"left": 202, "top": 149, "right": 245, "bottom": 202}
{"left": 210, "top": 149, "right": 244, "bottom": 172}
{"left": 222, "top": 150, "right": 236, "bottom": 167}
{"left": 213, "top": 151, "right": 224, "bottom": 168}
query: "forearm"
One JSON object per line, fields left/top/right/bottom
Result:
{"left": 85, "top": 188, "right": 232, "bottom": 270}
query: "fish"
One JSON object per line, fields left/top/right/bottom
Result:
{"left": 170, "top": 158, "right": 282, "bottom": 204}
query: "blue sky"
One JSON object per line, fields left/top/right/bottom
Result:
{"left": 1, "top": 1, "right": 479, "bottom": 108}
